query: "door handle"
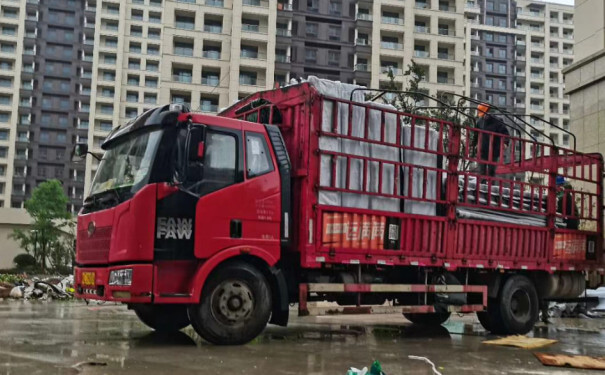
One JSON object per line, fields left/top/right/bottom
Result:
{"left": 230, "top": 219, "right": 242, "bottom": 238}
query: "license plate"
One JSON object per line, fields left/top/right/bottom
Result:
{"left": 82, "top": 272, "right": 96, "bottom": 286}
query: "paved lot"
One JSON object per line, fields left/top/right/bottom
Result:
{"left": 0, "top": 301, "right": 604, "bottom": 374}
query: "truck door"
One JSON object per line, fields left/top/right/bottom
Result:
{"left": 194, "top": 124, "right": 281, "bottom": 261}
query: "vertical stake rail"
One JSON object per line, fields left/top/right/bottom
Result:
{"left": 445, "top": 121, "right": 461, "bottom": 259}
{"left": 545, "top": 147, "right": 559, "bottom": 263}
{"left": 597, "top": 159, "right": 604, "bottom": 259}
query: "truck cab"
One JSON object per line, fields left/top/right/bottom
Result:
{"left": 74, "top": 104, "right": 291, "bottom": 344}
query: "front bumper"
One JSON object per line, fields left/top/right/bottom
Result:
{"left": 74, "top": 264, "right": 153, "bottom": 303}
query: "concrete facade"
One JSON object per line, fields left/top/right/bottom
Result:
{"left": 84, "top": 0, "right": 469, "bottom": 192}
{"left": 0, "top": 208, "right": 31, "bottom": 269}
{"left": 465, "top": 0, "right": 574, "bottom": 148}
{"left": 563, "top": 49, "right": 605, "bottom": 157}
{"left": 563, "top": 0, "right": 605, "bottom": 159}
{"left": 0, "top": 0, "right": 93, "bottom": 213}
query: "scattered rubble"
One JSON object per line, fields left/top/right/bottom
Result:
{"left": 0, "top": 274, "right": 74, "bottom": 301}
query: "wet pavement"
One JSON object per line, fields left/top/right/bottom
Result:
{"left": 1, "top": 301, "right": 605, "bottom": 375}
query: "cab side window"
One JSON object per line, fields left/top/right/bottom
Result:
{"left": 245, "top": 132, "right": 273, "bottom": 178}
{"left": 200, "top": 131, "right": 237, "bottom": 194}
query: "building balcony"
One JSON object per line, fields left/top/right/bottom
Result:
{"left": 242, "top": 24, "right": 268, "bottom": 34}
{"left": 205, "top": 0, "right": 224, "bottom": 6}
{"left": 277, "top": 3, "right": 292, "bottom": 11}
{"left": 414, "top": 50, "right": 429, "bottom": 58}
{"left": 437, "top": 77, "right": 455, "bottom": 84}
{"left": 276, "top": 28, "right": 291, "bottom": 37}
{"left": 381, "top": 41, "right": 403, "bottom": 50}
{"left": 382, "top": 17, "right": 404, "bottom": 25}
{"left": 243, "top": 0, "right": 268, "bottom": 7}
{"left": 356, "top": 13, "right": 372, "bottom": 21}
{"left": 355, "top": 63, "right": 369, "bottom": 72}
{"left": 414, "top": 26, "right": 429, "bottom": 33}
{"left": 380, "top": 66, "right": 402, "bottom": 75}
{"left": 355, "top": 38, "right": 370, "bottom": 46}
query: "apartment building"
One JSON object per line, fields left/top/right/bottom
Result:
{"left": 85, "top": 0, "right": 280, "bottom": 189}
{"left": 465, "top": 0, "right": 574, "bottom": 148}
{"left": 369, "top": 0, "right": 466, "bottom": 100}
{"left": 85, "top": 0, "right": 468, "bottom": 191}
{"left": 0, "top": 0, "right": 93, "bottom": 212}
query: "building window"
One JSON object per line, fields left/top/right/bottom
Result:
{"left": 174, "top": 41, "right": 194, "bottom": 56}
{"left": 328, "top": 50, "right": 340, "bottom": 66}
{"left": 329, "top": 1, "right": 341, "bottom": 15}
{"left": 128, "top": 58, "right": 141, "bottom": 70}
{"left": 200, "top": 97, "right": 218, "bottom": 113}
{"left": 306, "top": 22, "right": 318, "bottom": 37}
{"left": 486, "top": 63, "right": 493, "bottom": 73}
{"left": 485, "top": 79, "right": 493, "bottom": 88}
{"left": 307, "top": 0, "right": 318, "bottom": 12}
{"left": 484, "top": 32, "right": 493, "bottom": 41}
{"left": 498, "top": 96, "right": 506, "bottom": 105}
{"left": 498, "top": 64, "right": 506, "bottom": 74}
{"left": 175, "top": 15, "right": 195, "bottom": 30}
{"left": 305, "top": 48, "right": 317, "bottom": 62}
{"left": 328, "top": 25, "right": 340, "bottom": 41}
{"left": 145, "top": 77, "right": 158, "bottom": 88}
{"left": 239, "top": 71, "right": 257, "bottom": 85}
{"left": 498, "top": 49, "right": 506, "bottom": 58}
{"left": 148, "top": 28, "right": 161, "bottom": 39}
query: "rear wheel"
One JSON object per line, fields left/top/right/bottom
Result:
{"left": 404, "top": 312, "right": 451, "bottom": 326}
{"left": 133, "top": 304, "right": 190, "bottom": 332}
{"left": 478, "top": 275, "right": 539, "bottom": 335}
{"left": 188, "top": 261, "right": 272, "bottom": 345}
{"left": 497, "top": 275, "right": 539, "bottom": 334}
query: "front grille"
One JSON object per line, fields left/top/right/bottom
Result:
{"left": 77, "top": 226, "right": 112, "bottom": 263}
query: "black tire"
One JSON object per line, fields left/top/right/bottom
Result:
{"left": 490, "top": 275, "right": 539, "bottom": 335}
{"left": 133, "top": 304, "right": 190, "bottom": 332}
{"left": 404, "top": 312, "right": 451, "bottom": 326}
{"left": 188, "top": 261, "right": 272, "bottom": 345}
{"left": 498, "top": 275, "right": 539, "bottom": 334}
{"left": 477, "top": 298, "right": 504, "bottom": 334}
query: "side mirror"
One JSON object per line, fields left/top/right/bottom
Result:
{"left": 72, "top": 143, "right": 88, "bottom": 159}
{"left": 187, "top": 126, "right": 205, "bottom": 162}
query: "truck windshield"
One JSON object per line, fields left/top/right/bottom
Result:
{"left": 90, "top": 129, "right": 162, "bottom": 197}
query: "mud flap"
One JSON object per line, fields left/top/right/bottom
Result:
{"left": 269, "top": 267, "right": 289, "bottom": 326}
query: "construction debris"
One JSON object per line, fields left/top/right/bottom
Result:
{"left": 534, "top": 352, "right": 605, "bottom": 370}
{"left": 482, "top": 335, "right": 558, "bottom": 349}
{"left": 346, "top": 360, "right": 386, "bottom": 375}
{"left": 0, "top": 274, "right": 74, "bottom": 301}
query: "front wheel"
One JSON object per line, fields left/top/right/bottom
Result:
{"left": 404, "top": 312, "right": 451, "bottom": 326}
{"left": 188, "top": 261, "right": 272, "bottom": 345}
{"left": 133, "top": 304, "right": 190, "bottom": 332}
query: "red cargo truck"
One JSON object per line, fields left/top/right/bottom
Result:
{"left": 74, "top": 79, "right": 605, "bottom": 344}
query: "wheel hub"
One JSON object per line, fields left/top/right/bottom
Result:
{"left": 212, "top": 281, "right": 254, "bottom": 324}
{"left": 510, "top": 289, "right": 531, "bottom": 320}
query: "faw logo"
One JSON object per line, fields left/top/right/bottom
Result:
{"left": 156, "top": 217, "right": 193, "bottom": 240}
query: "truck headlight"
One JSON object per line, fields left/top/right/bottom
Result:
{"left": 109, "top": 269, "right": 133, "bottom": 286}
